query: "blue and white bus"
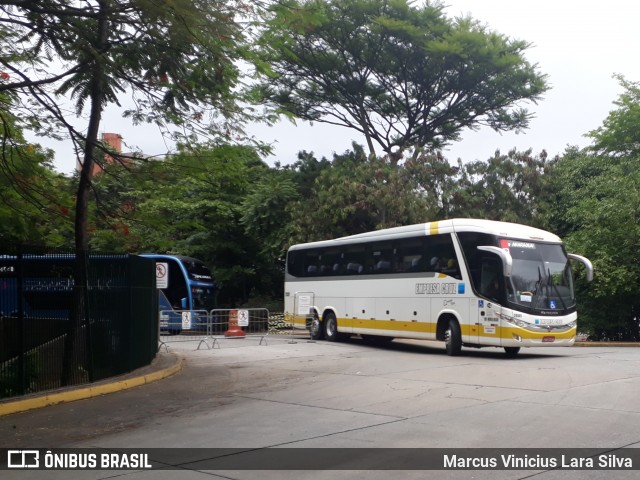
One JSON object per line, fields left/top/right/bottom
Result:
{"left": 1, "top": 253, "right": 217, "bottom": 334}
{"left": 140, "top": 254, "right": 217, "bottom": 333}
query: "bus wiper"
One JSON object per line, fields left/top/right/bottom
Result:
{"left": 547, "top": 267, "right": 567, "bottom": 310}
{"left": 535, "top": 266, "right": 543, "bottom": 292}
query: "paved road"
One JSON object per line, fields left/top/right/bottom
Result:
{"left": 2, "top": 335, "right": 640, "bottom": 479}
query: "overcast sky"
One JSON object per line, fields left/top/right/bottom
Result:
{"left": 47, "top": 0, "right": 640, "bottom": 173}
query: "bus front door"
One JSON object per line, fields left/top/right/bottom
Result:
{"left": 476, "top": 258, "right": 503, "bottom": 346}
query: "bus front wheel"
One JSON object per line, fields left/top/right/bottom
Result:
{"left": 324, "top": 312, "right": 340, "bottom": 342}
{"left": 445, "top": 319, "right": 462, "bottom": 356}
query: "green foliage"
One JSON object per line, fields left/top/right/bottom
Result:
{"left": 588, "top": 75, "right": 640, "bottom": 158}
{"left": 1, "top": 0, "right": 250, "bottom": 141}
{"left": 256, "top": 0, "right": 548, "bottom": 160}
{"left": 0, "top": 99, "right": 74, "bottom": 246}
{"left": 545, "top": 150, "right": 640, "bottom": 340}
{"left": 86, "top": 144, "right": 284, "bottom": 307}
{"left": 1, "top": 0, "right": 261, "bottom": 253}
{"left": 451, "top": 148, "right": 551, "bottom": 225}
{"left": 241, "top": 171, "right": 300, "bottom": 260}
{"left": 288, "top": 145, "right": 439, "bottom": 242}
{"left": 543, "top": 78, "right": 640, "bottom": 340}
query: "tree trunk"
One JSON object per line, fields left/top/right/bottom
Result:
{"left": 62, "top": 2, "right": 109, "bottom": 386}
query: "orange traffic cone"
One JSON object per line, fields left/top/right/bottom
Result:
{"left": 224, "top": 309, "right": 246, "bottom": 337}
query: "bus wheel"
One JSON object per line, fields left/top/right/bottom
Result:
{"left": 504, "top": 347, "right": 520, "bottom": 357}
{"left": 310, "top": 316, "right": 324, "bottom": 340}
{"left": 324, "top": 312, "right": 340, "bottom": 342}
{"left": 445, "top": 319, "right": 462, "bottom": 356}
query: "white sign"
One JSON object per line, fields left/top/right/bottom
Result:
{"left": 181, "top": 311, "right": 192, "bottom": 330}
{"left": 237, "top": 309, "right": 249, "bottom": 327}
{"left": 297, "top": 294, "right": 312, "bottom": 315}
{"left": 155, "top": 262, "right": 169, "bottom": 289}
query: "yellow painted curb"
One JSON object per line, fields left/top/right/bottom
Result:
{"left": 0, "top": 354, "right": 185, "bottom": 417}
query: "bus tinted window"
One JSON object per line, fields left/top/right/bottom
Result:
{"left": 319, "top": 249, "right": 341, "bottom": 276}
{"left": 426, "top": 235, "right": 462, "bottom": 279}
{"left": 182, "top": 259, "right": 213, "bottom": 282}
{"left": 368, "top": 241, "right": 395, "bottom": 274}
{"left": 457, "top": 232, "right": 499, "bottom": 292}
{"left": 287, "top": 234, "right": 461, "bottom": 279}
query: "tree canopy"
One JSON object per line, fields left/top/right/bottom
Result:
{"left": 543, "top": 77, "right": 640, "bottom": 340}
{"left": 256, "top": 0, "right": 548, "bottom": 161}
{"left": 0, "top": 0, "right": 254, "bottom": 250}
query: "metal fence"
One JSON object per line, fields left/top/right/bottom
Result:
{"left": 158, "top": 308, "right": 277, "bottom": 350}
{"left": 0, "top": 247, "right": 158, "bottom": 400}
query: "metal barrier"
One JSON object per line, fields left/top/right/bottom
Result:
{"left": 157, "top": 308, "right": 271, "bottom": 351}
{"left": 208, "top": 308, "right": 270, "bottom": 348}
{"left": 158, "top": 309, "right": 211, "bottom": 351}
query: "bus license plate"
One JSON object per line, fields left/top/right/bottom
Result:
{"left": 542, "top": 336, "right": 556, "bottom": 343}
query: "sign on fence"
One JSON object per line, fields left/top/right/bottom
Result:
{"left": 155, "top": 263, "right": 169, "bottom": 289}
{"left": 237, "top": 309, "right": 249, "bottom": 327}
{"left": 181, "top": 311, "right": 192, "bottom": 330}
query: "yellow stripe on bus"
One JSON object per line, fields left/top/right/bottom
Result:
{"left": 291, "top": 314, "right": 576, "bottom": 342}
{"left": 429, "top": 222, "right": 439, "bottom": 235}
{"left": 345, "top": 318, "right": 437, "bottom": 334}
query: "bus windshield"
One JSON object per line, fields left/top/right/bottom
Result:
{"left": 183, "top": 259, "right": 214, "bottom": 282}
{"left": 501, "top": 239, "right": 576, "bottom": 312}
{"left": 191, "top": 286, "right": 216, "bottom": 310}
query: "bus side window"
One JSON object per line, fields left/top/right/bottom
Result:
{"left": 344, "top": 246, "right": 365, "bottom": 275}
{"left": 346, "top": 263, "right": 363, "bottom": 274}
{"left": 396, "top": 238, "right": 426, "bottom": 272}
{"left": 427, "top": 234, "right": 462, "bottom": 279}
{"left": 303, "top": 251, "right": 320, "bottom": 277}
{"left": 480, "top": 258, "right": 503, "bottom": 301}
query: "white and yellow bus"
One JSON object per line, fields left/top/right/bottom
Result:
{"left": 284, "top": 219, "right": 593, "bottom": 356}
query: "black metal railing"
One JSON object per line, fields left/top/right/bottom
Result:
{"left": 0, "top": 247, "right": 158, "bottom": 400}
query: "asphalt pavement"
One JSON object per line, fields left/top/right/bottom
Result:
{"left": 1, "top": 334, "right": 640, "bottom": 480}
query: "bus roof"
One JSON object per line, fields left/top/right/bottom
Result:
{"left": 288, "top": 219, "right": 562, "bottom": 251}
{"left": 140, "top": 253, "right": 204, "bottom": 264}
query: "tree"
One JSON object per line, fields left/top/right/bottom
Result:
{"left": 0, "top": 0, "right": 253, "bottom": 251}
{"left": 588, "top": 75, "right": 640, "bottom": 158}
{"left": 545, "top": 149, "right": 640, "bottom": 340}
{"left": 289, "top": 145, "right": 436, "bottom": 242}
{"left": 115, "top": 144, "right": 272, "bottom": 307}
{"left": 0, "top": 88, "right": 73, "bottom": 246}
{"left": 542, "top": 78, "right": 640, "bottom": 340}
{"left": 451, "top": 148, "right": 551, "bottom": 224}
{"left": 241, "top": 171, "right": 300, "bottom": 260}
{"left": 1, "top": 1, "right": 259, "bottom": 380}
{"left": 256, "top": 0, "right": 548, "bottom": 162}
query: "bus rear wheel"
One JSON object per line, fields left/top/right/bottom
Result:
{"left": 310, "top": 316, "right": 324, "bottom": 340}
{"left": 445, "top": 319, "right": 462, "bottom": 356}
{"left": 324, "top": 312, "right": 340, "bottom": 342}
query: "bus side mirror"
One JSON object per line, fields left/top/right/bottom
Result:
{"left": 477, "top": 246, "right": 513, "bottom": 278}
{"left": 568, "top": 254, "right": 594, "bottom": 282}
{"left": 181, "top": 297, "right": 188, "bottom": 309}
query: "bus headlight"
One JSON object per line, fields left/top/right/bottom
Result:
{"left": 512, "top": 319, "right": 530, "bottom": 329}
{"left": 498, "top": 312, "right": 528, "bottom": 329}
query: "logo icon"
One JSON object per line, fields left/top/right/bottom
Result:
{"left": 8, "top": 450, "right": 40, "bottom": 469}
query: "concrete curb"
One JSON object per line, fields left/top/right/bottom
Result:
{"left": 574, "top": 342, "right": 640, "bottom": 347}
{"left": 0, "top": 353, "right": 185, "bottom": 417}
